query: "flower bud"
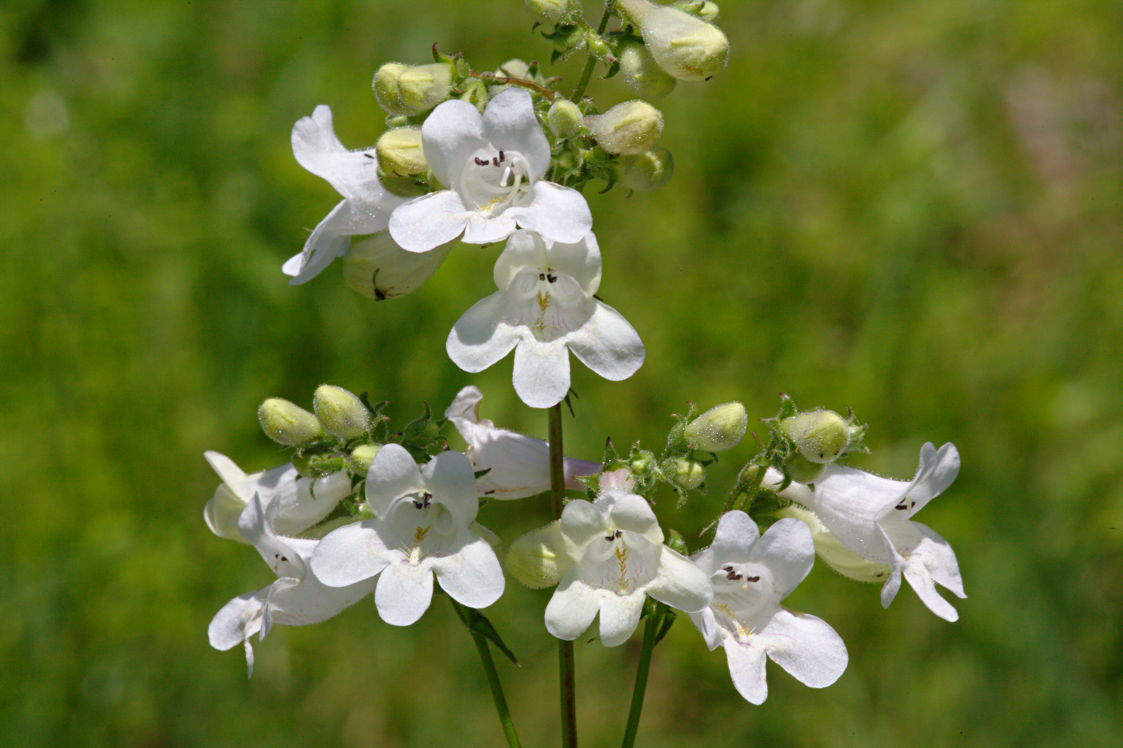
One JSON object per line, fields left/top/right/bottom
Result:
{"left": 785, "top": 454, "right": 823, "bottom": 484}
{"left": 525, "top": 0, "right": 579, "bottom": 23}
{"left": 258, "top": 398, "right": 325, "bottom": 447}
{"left": 664, "top": 456, "right": 705, "bottom": 490}
{"left": 375, "top": 127, "right": 427, "bottom": 177}
{"left": 684, "top": 401, "right": 747, "bottom": 452}
{"left": 619, "top": 147, "right": 674, "bottom": 192}
{"left": 349, "top": 444, "right": 381, "bottom": 475}
{"left": 373, "top": 62, "right": 452, "bottom": 116}
{"left": 588, "top": 100, "right": 663, "bottom": 155}
{"left": 617, "top": 40, "right": 677, "bottom": 99}
{"left": 506, "top": 522, "right": 570, "bottom": 588}
{"left": 495, "top": 58, "right": 531, "bottom": 80}
{"left": 343, "top": 233, "right": 451, "bottom": 301}
{"left": 617, "top": 0, "right": 729, "bottom": 82}
{"left": 547, "top": 98, "right": 584, "bottom": 139}
{"left": 780, "top": 409, "right": 850, "bottom": 464}
{"left": 629, "top": 449, "right": 656, "bottom": 473}
{"left": 778, "top": 505, "right": 890, "bottom": 583}
{"left": 313, "top": 384, "right": 371, "bottom": 440}
{"left": 673, "top": 0, "right": 720, "bottom": 21}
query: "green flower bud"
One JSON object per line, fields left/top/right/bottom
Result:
{"left": 313, "top": 384, "right": 371, "bottom": 440}
{"left": 547, "top": 98, "right": 584, "bottom": 139}
{"left": 629, "top": 449, "right": 656, "bottom": 474}
{"left": 617, "top": 40, "right": 677, "bottom": 99}
{"left": 373, "top": 62, "right": 452, "bottom": 116}
{"left": 495, "top": 58, "right": 531, "bottom": 80}
{"left": 506, "top": 522, "right": 570, "bottom": 588}
{"left": 375, "top": 127, "right": 427, "bottom": 177}
{"left": 525, "top": 0, "right": 580, "bottom": 23}
{"left": 664, "top": 456, "right": 705, "bottom": 490}
{"left": 780, "top": 409, "right": 851, "bottom": 464}
{"left": 778, "top": 505, "right": 890, "bottom": 583}
{"left": 618, "top": 0, "right": 730, "bottom": 82}
{"left": 349, "top": 444, "right": 382, "bottom": 475}
{"left": 785, "top": 454, "right": 823, "bottom": 484}
{"left": 588, "top": 100, "right": 664, "bottom": 155}
{"left": 619, "top": 147, "right": 674, "bottom": 192}
{"left": 684, "top": 401, "right": 747, "bottom": 452}
{"left": 258, "top": 398, "right": 325, "bottom": 447}
{"left": 673, "top": 0, "right": 720, "bottom": 21}
{"left": 343, "top": 234, "right": 452, "bottom": 301}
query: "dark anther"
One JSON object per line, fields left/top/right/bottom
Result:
{"left": 604, "top": 530, "right": 622, "bottom": 542}
{"left": 499, "top": 150, "right": 505, "bottom": 162}
{"left": 722, "top": 565, "right": 734, "bottom": 572}
{"left": 484, "top": 489, "right": 496, "bottom": 495}
{"left": 413, "top": 491, "right": 433, "bottom": 509}
{"left": 615, "top": 530, "right": 623, "bottom": 539}
{"left": 546, "top": 273, "right": 557, "bottom": 283}
{"left": 492, "top": 157, "right": 500, "bottom": 166}
{"left": 745, "top": 575, "right": 760, "bottom": 583}
{"left": 726, "top": 570, "right": 742, "bottom": 581}
{"left": 538, "top": 272, "right": 547, "bottom": 281}
{"left": 363, "top": 152, "right": 375, "bottom": 159}
{"left": 474, "top": 156, "right": 490, "bottom": 166}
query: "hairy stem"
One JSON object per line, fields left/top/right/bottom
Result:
{"left": 468, "top": 71, "right": 559, "bottom": 100}
{"left": 451, "top": 599, "right": 523, "bottom": 748}
{"left": 549, "top": 402, "right": 578, "bottom": 748}
{"left": 571, "top": 2, "right": 615, "bottom": 101}
{"left": 620, "top": 604, "right": 666, "bottom": 748}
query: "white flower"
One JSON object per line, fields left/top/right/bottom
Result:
{"left": 544, "top": 489, "right": 711, "bottom": 646}
{"left": 203, "top": 451, "right": 351, "bottom": 542}
{"left": 388, "top": 89, "right": 592, "bottom": 253}
{"left": 445, "top": 385, "right": 600, "bottom": 499}
{"left": 768, "top": 442, "right": 966, "bottom": 621}
{"left": 310, "top": 444, "right": 504, "bottom": 626}
{"left": 447, "top": 230, "right": 645, "bottom": 408}
{"left": 689, "top": 513, "right": 848, "bottom": 704}
{"left": 285, "top": 105, "right": 406, "bottom": 284}
{"left": 208, "top": 494, "right": 376, "bottom": 676}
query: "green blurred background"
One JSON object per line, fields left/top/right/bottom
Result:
{"left": 3, "top": 0, "right": 1121, "bottom": 745}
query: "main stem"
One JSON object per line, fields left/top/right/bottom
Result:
{"left": 451, "top": 600, "right": 523, "bottom": 748}
{"left": 619, "top": 605, "right": 665, "bottom": 748}
{"left": 571, "top": 3, "right": 615, "bottom": 101}
{"left": 549, "top": 403, "right": 578, "bottom": 748}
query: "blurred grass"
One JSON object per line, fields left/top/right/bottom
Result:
{"left": 1, "top": 0, "right": 1121, "bottom": 745}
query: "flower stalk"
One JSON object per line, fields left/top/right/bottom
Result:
{"left": 620, "top": 603, "right": 666, "bottom": 748}
{"left": 549, "top": 402, "right": 579, "bottom": 748}
{"left": 451, "top": 599, "right": 523, "bottom": 748}
{"left": 571, "top": 3, "right": 615, "bottom": 101}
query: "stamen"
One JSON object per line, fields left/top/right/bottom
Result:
{"left": 363, "top": 152, "right": 375, "bottom": 160}
{"left": 474, "top": 156, "right": 490, "bottom": 166}
{"left": 500, "top": 165, "right": 513, "bottom": 187}
{"left": 498, "top": 150, "right": 505, "bottom": 162}
{"left": 492, "top": 157, "right": 499, "bottom": 166}
{"left": 744, "top": 575, "right": 760, "bottom": 583}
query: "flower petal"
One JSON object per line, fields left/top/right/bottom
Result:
{"left": 204, "top": 485, "right": 247, "bottom": 542}
{"left": 806, "top": 466, "right": 902, "bottom": 564}
{"left": 310, "top": 521, "right": 392, "bottom": 587}
{"left": 461, "top": 211, "right": 517, "bottom": 245}
{"left": 423, "top": 450, "right": 480, "bottom": 528}
{"left": 375, "top": 563, "right": 435, "bottom": 626}
{"left": 291, "top": 105, "right": 379, "bottom": 201}
{"left": 547, "top": 232, "right": 601, "bottom": 295}
{"left": 750, "top": 518, "right": 815, "bottom": 600}
{"left": 904, "top": 442, "right": 960, "bottom": 517}
{"left": 209, "top": 589, "right": 267, "bottom": 651}
{"left": 388, "top": 190, "right": 469, "bottom": 253}
{"left": 565, "top": 301, "right": 645, "bottom": 383}
{"left": 421, "top": 99, "right": 487, "bottom": 188}
{"left": 708, "top": 511, "right": 760, "bottom": 569}
{"left": 447, "top": 293, "right": 520, "bottom": 372}
{"left": 432, "top": 533, "right": 505, "bottom": 609}
{"left": 721, "top": 636, "right": 769, "bottom": 705}
{"left": 559, "top": 499, "right": 608, "bottom": 548}
{"left": 603, "top": 492, "right": 662, "bottom": 544}
{"left": 286, "top": 201, "right": 354, "bottom": 285}
{"left": 494, "top": 230, "right": 547, "bottom": 290}
{"left": 512, "top": 339, "right": 570, "bottom": 408}
{"left": 761, "top": 609, "right": 848, "bottom": 689}
{"left": 268, "top": 576, "right": 377, "bottom": 626}
{"left": 237, "top": 495, "right": 307, "bottom": 579}
{"left": 545, "top": 576, "right": 602, "bottom": 641}
{"left": 507, "top": 182, "right": 592, "bottom": 245}
{"left": 598, "top": 591, "right": 646, "bottom": 647}
{"left": 481, "top": 88, "right": 550, "bottom": 179}
{"left": 647, "top": 547, "right": 712, "bottom": 613}
{"left": 365, "top": 444, "right": 424, "bottom": 516}
{"left": 687, "top": 608, "right": 723, "bottom": 651}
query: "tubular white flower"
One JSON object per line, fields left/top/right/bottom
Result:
{"left": 445, "top": 385, "right": 600, "bottom": 499}
{"left": 689, "top": 513, "right": 848, "bottom": 704}
{"left": 767, "top": 442, "right": 966, "bottom": 622}
{"left": 543, "top": 489, "right": 711, "bottom": 647}
{"left": 285, "top": 105, "right": 406, "bottom": 284}
{"left": 388, "top": 89, "right": 592, "bottom": 253}
{"left": 447, "top": 230, "right": 645, "bottom": 409}
{"left": 207, "top": 494, "right": 375, "bottom": 676}
{"left": 309, "top": 444, "right": 504, "bottom": 626}
{"left": 203, "top": 451, "right": 351, "bottom": 542}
